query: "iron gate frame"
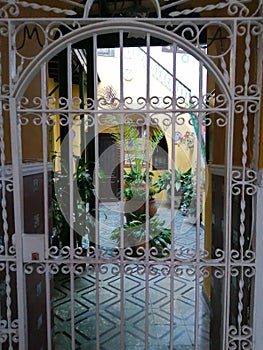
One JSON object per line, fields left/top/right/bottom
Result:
{"left": 0, "top": 1, "right": 263, "bottom": 349}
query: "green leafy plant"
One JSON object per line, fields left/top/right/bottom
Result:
{"left": 123, "top": 171, "right": 156, "bottom": 200}
{"left": 51, "top": 153, "right": 96, "bottom": 247}
{"left": 111, "top": 214, "right": 171, "bottom": 257}
{"left": 153, "top": 168, "right": 185, "bottom": 194}
{"left": 180, "top": 168, "right": 194, "bottom": 209}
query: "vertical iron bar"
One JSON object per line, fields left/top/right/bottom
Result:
{"left": 58, "top": 49, "right": 68, "bottom": 143}
{"left": 92, "top": 34, "right": 100, "bottom": 350}
{"left": 169, "top": 42, "right": 177, "bottom": 350}
{"left": 66, "top": 43, "right": 75, "bottom": 350}
{"left": 86, "top": 38, "right": 96, "bottom": 250}
{"left": 0, "top": 52, "right": 10, "bottom": 350}
{"left": 9, "top": 20, "right": 28, "bottom": 350}
{"left": 93, "top": 35, "right": 99, "bottom": 263}
{"left": 237, "top": 22, "right": 251, "bottom": 349}
{"left": 9, "top": 22, "right": 16, "bottom": 92}
{"left": 223, "top": 19, "right": 237, "bottom": 350}
{"left": 119, "top": 30, "right": 125, "bottom": 350}
{"left": 253, "top": 17, "right": 263, "bottom": 349}
{"left": 45, "top": 271, "right": 52, "bottom": 350}
{"left": 144, "top": 32, "right": 151, "bottom": 350}
{"left": 79, "top": 65, "right": 86, "bottom": 161}
{"left": 194, "top": 59, "right": 204, "bottom": 350}
{"left": 40, "top": 63, "right": 52, "bottom": 349}
{"left": 41, "top": 64, "right": 50, "bottom": 259}
{"left": 0, "top": 50, "right": 11, "bottom": 350}
{"left": 10, "top": 98, "right": 28, "bottom": 350}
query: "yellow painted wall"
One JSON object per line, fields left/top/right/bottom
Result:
{"left": 1, "top": 32, "right": 44, "bottom": 163}
{"left": 48, "top": 79, "right": 84, "bottom": 163}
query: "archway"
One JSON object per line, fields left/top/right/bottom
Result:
{"left": 3, "top": 12, "right": 260, "bottom": 350}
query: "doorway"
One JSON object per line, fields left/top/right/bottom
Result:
{"left": 1, "top": 3, "right": 262, "bottom": 349}
{"left": 99, "top": 133, "right": 120, "bottom": 202}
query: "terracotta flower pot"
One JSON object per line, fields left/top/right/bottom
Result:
{"left": 124, "top": 198, "right": 157, "bottom": 223}
{"left": 148, "top": 199, "right": 157, "bottom": 217}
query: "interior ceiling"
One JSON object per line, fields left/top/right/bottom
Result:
{"left": 48, "top": 52, "right": 82, "bottom": 85}
{"left": 58, "top": 0, "right": 214, "bottom": 17}
{"left": 57, "top": 0, "right": 221, "bottom": 17}
{"left": 85, "top": 0, "right": 160, "bottom": 18}
{"left": 67, "top": 0, "right": 164, "bottom": 16}
{"left": 39, "top": 0, "right": 162, "bottom": 17}
{"left": 49, "top": 0, "right": 200, "bottom": 18}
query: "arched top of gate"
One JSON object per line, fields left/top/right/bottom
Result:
{"left": 14, "top": 20, "right": 231, "bottom": 101}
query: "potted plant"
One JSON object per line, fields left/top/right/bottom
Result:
{"left": 112, "top": 123, "right": 164, "bottom": 221}
{"left": 123, "top": 171, "right": 159, "bottom": 222}
{"left": 111, "top": 214, "right": 171, "bottom": 257}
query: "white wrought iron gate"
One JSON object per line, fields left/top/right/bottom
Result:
{"left": 0, "top": 1, "right": 263, "bottom": 349}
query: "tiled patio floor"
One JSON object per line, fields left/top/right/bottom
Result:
{"left": 53, "top": 202, "right": 210, "bottom": 349}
